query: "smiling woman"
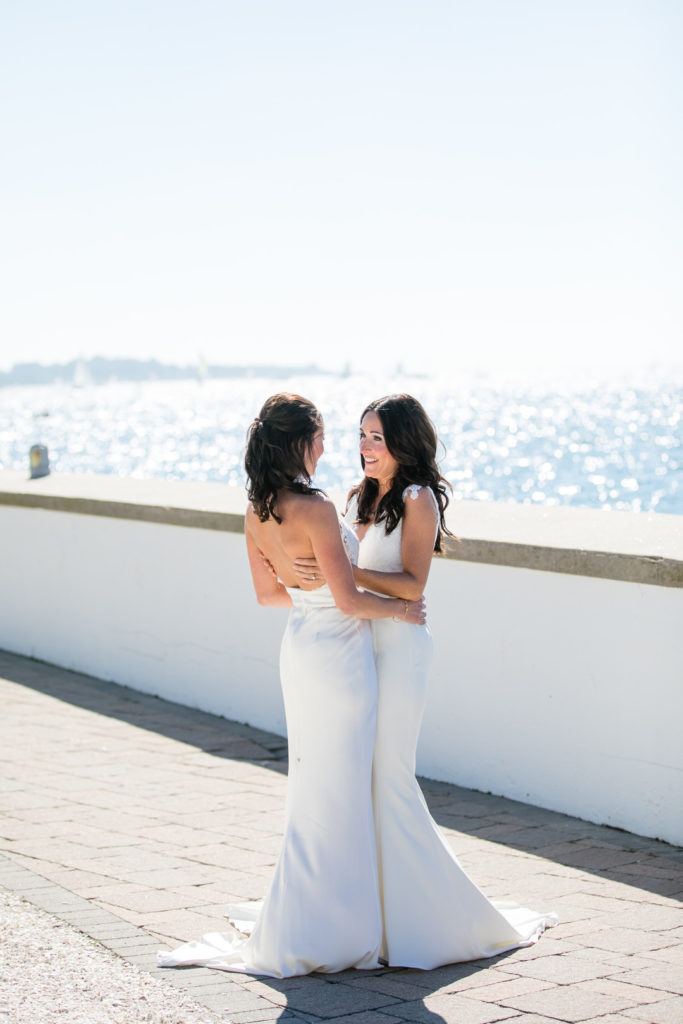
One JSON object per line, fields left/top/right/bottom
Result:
{"left": 359, "top": 410, "right": 399, "bottom": 486}
{"left": 291, "top": 392, "right": 559, "bottom": 967}
{"left": 346, "top": 393, "right": 558, "bottom": 967}
{"left": 350, "top": 393, "right": 452, "bottom": 550}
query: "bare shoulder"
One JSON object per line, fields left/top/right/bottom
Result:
{"left": 402, "top": 485, "right": 439, "bottom": 534}
{"left": 300, "top": 491, "right": 339, "bottom": 526}
{"left": 279, "top": 490, "right": 337, "bottom": 524}
{"left": 403, "top": 484, "right": 438, "bottom": 513}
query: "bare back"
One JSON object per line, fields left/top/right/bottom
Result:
{"left": 246, "top": 490, "right": 330, "bottom": 590}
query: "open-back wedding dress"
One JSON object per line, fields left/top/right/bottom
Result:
{"left": 158, "top": 501, "right": 556, "bottom": 977}
{"left": 158, "top": 518, "right": 383, "bottom": 977}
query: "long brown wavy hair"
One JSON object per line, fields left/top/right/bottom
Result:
{"left": 348, "top": 393, "right": 453, "bottom": 553}
{"left": 245, "top": 393, "right": 323, "bottom": 523}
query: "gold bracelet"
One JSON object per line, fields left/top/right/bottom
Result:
{"left": 392, "top": 599, "right": 408, "bottom": 623}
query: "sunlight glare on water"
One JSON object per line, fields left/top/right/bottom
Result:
{"left": 1, "top": 370, "right": 681, "bottom": 514}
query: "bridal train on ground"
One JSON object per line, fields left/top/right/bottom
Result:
{"left": 347, "top": 487, "right": 557, "bottom": 968}
{"left": 158, "top": 506, "right": 556, "bottom": 977}
{"left": 158, "top": 521, "right": 384, "bottom": 977}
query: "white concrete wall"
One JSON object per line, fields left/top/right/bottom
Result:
{"left": 0, "top": 505, "right": 288, "bottom": 737}
{"left": 1, "top": 498, "right": 681, "bottom": 846}
{"left": 423, "top": 556, "right": 683, "bottom": 845}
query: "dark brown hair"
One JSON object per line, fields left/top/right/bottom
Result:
{"left": 245, "top": 393, "right": 323, "bottom": 522}
{"left": 349, "top": 393, "right": 453, "bottom": 553}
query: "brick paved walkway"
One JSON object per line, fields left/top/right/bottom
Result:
{"left": 1, "top": 648, "right": 682, "bottom": 1024}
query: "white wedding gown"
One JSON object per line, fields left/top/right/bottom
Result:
{"left": 159, "top": 496, "right": 556, "bottom": 977}
{"left": 158, "top": 518, "right": 383, "bottom": 977}
{"left": 345, "top": 485, "right": 557, "bottom": 969}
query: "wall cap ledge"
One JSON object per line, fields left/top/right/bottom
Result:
{"left": 1, "top": 471, "right": 681, "bottom": 587}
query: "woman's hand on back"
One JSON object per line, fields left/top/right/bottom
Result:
{"left": 293, "top": 556, "right": 324, "bottom": 584}
{"left": 260, "top": 549, "right": 278, "bottom": 580}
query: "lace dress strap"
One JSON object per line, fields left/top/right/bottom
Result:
{"left": 402, "top": 484, "right": 440, "bottom": 546}
{"left": 402, "top": 484, "right": 439, "bottom": 511}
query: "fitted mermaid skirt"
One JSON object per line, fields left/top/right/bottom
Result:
{"left": 158, "top": 587, "right": 382, "bottom": 977}
{"left": 370, "top": 617, "right": 557, "bottom": 969}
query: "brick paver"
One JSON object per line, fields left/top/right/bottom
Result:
{"left": 1, "top": 648, "right": 681, "bottom": 1023}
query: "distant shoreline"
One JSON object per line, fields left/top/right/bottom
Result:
{"left": 3, "top": 358, "right": 681, "bottom": 392}
{"left": 0, "top": 358, "right": 335, "bottom": 388}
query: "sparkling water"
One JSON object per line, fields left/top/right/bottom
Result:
{"left": 1, "top": 370, "right": 681, "bottom": 515}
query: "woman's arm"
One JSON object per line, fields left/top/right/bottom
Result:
{"left": 296, "top": 488, "right": 438, "bottom": 601}
{"left": 306, "top": 498, "right": 425, "bottom": 622}
{"left": 354, "top": 488, "right": 438, "bottom": 599}
{"left": 245, "top": 518, "right": 293, "bottom": 608}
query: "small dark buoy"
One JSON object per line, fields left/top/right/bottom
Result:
{"left": 29, "top": 444, "right": 50, "bottom": 479}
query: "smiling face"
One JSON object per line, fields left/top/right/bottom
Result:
{"left": 304, "top": 425, "right": 325, "bottom": 477}
{"left": 359, "top": 411, "right": 399, "bottom": 492}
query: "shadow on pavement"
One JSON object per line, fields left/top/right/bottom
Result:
{"left": 2, "top": 647, "right": 681, "bottom": 913}
{"left": 227, "top": 953, "right": 528, "bottom": 1024}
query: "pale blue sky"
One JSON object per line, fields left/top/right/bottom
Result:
{"left": 1, "top": 0, "right": 681, "bottom": 375}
